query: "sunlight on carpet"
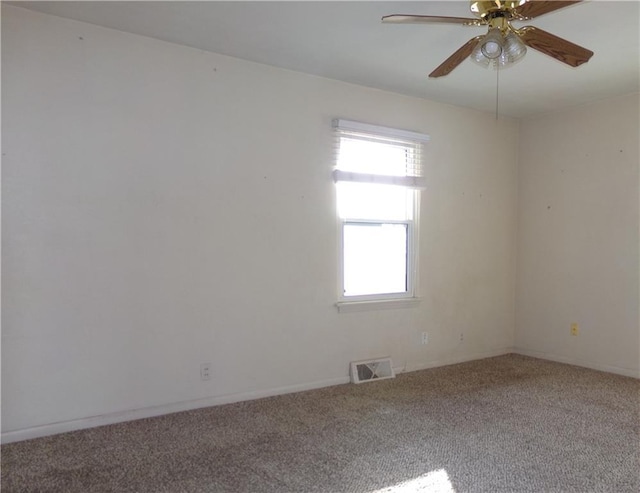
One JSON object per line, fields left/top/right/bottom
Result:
{"left": 368, "top": 469, "right": 455, "bottom": 493}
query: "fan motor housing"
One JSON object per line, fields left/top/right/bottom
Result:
{"left": 470, "top": 0, "right": 525, "bottom": 19}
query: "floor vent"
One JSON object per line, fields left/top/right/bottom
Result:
{"left": 350, "top": 357, "right": 395, "bottom": 384}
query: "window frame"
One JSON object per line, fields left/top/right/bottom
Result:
{"left": 332, "top": 119, "right": 428, "bottom": 310}
{"left": 338, "top": 217, "right": 417, "bottom": 303}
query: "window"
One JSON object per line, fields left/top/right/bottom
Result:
{"left": 333, "top": 119, "right": 429, "bottom": 309}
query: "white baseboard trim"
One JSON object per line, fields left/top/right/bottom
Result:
{"left": 397, "top": 346, "right": 514, "bottom": 374}
{"left": 3, "top": 349, "right": 512, "bottom": 444}
{"left": 11, "top": 346, "right": 606, "bottom": 444}
{"left": 1, "top": 375, "right": 351, "bottom": 444}
{"left": 512, "top": 347, "right": 640, "bottom": 379}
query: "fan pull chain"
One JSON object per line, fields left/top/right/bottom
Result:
{"left": 495, "top": 63, "right": 500, "bottom": 120}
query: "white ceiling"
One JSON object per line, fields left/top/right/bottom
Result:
{"left": 11, "top": 1, "right": 640, "bottom": 118}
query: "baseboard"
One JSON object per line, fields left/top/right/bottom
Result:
{"left": 3, "top": 348, "right": 512, "bottom": 444}
{"left": 1, "top": 375, "right": 351, "bottom": 444}
{"left": 512, "top": 347, "right": 640, "bottom": 379}
{"left": 396, "top": 346, "right": 514, "bottom": 374}
{"left": 7, "top": 346, "right": 595, "bottom": 444}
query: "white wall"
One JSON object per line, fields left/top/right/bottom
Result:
{"left": 515, "top": 93, "right": 640, "bottom": 377}
{"left": 1, "top": 6, "right": 518, "bottom": 441}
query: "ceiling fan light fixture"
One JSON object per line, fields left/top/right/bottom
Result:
{"left": 470, "top": 42, "right": 492, "bottom": 68}
{"left": 501, "top": 31, "right": 527, "bottom": 64}
{"left": 471, "top": 28, "right": 527, "bottom": 70}
{"left": 480, "top": 27, "right": 503, "bottom": 59}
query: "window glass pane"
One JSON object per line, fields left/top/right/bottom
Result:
{"left": 337, "top": 182, "right": 413, "bottom": 221}
{"left": 338, "top": 137, "right": 408, "bottom": 176}
{"left": 343, "top": 223, "right": 408, "bottom": 297}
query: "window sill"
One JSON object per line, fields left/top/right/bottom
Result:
{"left": 336, "top": 297, "right": 422, "bottom": 313}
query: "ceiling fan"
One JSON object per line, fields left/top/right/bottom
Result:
{"left": 382, "top": 0, "right": 594, "bottom": 78}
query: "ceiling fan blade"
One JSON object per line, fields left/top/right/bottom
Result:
{"left": 518, "top": 26, "right": 593, "bottom": 67}
{"left": 382, "top": 14, "right": 482, "bottom": 26}
{"left": 513, "top": 1, "right": 582, "bottom": 20}
{"left": 429, "top": 36, "right": 483, "bottom": 78}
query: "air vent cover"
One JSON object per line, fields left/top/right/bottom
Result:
{"left": 350, "top": 357, "right": 395, "bottom": 384}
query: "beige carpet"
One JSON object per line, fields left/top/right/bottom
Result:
{"left": 2, "top": 354, "right": 639, "bottom": 492}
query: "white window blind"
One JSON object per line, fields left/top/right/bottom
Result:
{"left": 332, "top": 119, "right": 429, "bottom": 190}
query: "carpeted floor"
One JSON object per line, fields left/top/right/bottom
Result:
{"left": 2, "top": 354, "right": 639, "bottom": 492}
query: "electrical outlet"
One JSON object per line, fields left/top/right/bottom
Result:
{"left": 200, "top": 363, "right": 211, "bottom": 380}
{"left": 570, "top": 323, "right": 579, "bottom": 336}
{"left": 459, "top": 333, "right": 464, "bottom": 342}
{"left": 421, "top": 332, "right": 429, "bottom": 345}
